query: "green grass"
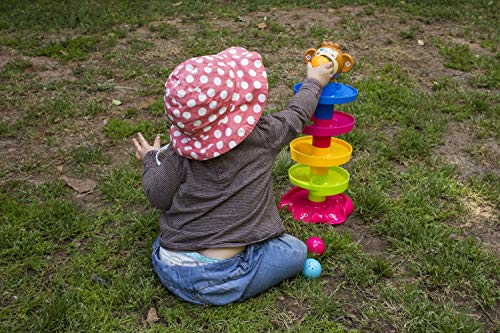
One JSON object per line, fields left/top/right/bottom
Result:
{"left": 74, "top": 67, "right": 116, "bottom": 93}
{"left": 32, "top": 36, "right": 101, "bottom": 61}
{"left": 70, "top": 146, "right": 108, "bottom": 164}
{"left": 439, "top": 43, "right": 500, "bottom": 89}
{"left": 101, "top": 165, "right": 147, "bottom": 206}
{"left": 148, "top": 22, "right": 180, "bottom": 39}
{"left": 440, "top": 44, "right": 477, "bottom": 72}
{"left": 0, "top": 59, "right": 33, "bottom": 78}
{"left": 1, "top": 0, "right": 499, "bottom": 332}
{"left": 102, "top": 118, "right": 170, "bottom": 142}
{"left": 65, "top": 145, "right": 112, "bottom": 177}
{"left": 470, "top": 174, "right": 500, "bottom": 206}
{"left": 83, "top": 101, "right": 110, "bottom": 117}
{"left": 1, "top": 35, "right": 102, "bottom": 61}
{"left": 469, "top": 55, "right": 500, "bottom": 89}
{"left": 379, "top": 282, "right": 484, "bottom": 332}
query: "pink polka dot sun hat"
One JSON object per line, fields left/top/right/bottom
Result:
{"left": 164, "top": 47, "right": 268, "bottom": 160}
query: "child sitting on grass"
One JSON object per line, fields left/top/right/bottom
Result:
{"left": 132, "top": 47, "right": 333, "bottom": 305}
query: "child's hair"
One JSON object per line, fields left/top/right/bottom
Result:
{"left": 163, "top": 47, "right": 268, "bottom": 160}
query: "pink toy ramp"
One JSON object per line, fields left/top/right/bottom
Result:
{"left": 279, "top": 187, "right": 354, "bottom": 225}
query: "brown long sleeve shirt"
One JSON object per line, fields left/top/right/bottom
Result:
{"left": 142, "top": 78, "right": 323, "bottom": 251}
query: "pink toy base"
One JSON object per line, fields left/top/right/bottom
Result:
{"left": 279, "top": 187, "right": 354, "bottom": 225}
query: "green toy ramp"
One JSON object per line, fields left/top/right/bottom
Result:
{"left": 288, "top": 164, "right": 350, "bottom": 197}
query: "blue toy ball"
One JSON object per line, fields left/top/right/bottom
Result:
{"left": 303, "top": 258, "right": 322, "bottom": 279}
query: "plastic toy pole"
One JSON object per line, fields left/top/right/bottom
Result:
{"left": 279, "top": 41, "right": 357, "bottom": 225}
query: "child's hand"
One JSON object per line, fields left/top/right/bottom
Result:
{"left": 306, "top": 62, "right": 334, "bottom": 87}
{"left": 132, "top": 132, "right": 161, "bottom": 161}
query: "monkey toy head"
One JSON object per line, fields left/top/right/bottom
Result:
{"left": 304, "top": 41, "right": 354, "bottom": 79}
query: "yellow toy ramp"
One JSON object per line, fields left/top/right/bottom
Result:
{"left": 290, "top": 136, "right": 352, "bottom": 167}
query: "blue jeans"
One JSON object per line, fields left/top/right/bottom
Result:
{"left": 151, "top": 234, "right": 307, "bottom": 306}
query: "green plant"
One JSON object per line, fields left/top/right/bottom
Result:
{"left": 440, "top": 44, "right": 476, "bottom": 72}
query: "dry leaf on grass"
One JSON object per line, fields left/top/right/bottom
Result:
{"left": 257, "top": 22, "right": 267, "bottom": 29}
{"left": 62, "top": 176, "right": 97, "bottom": 193}
{"left": 146, "top": 307, "right": 159, "bottom": 324}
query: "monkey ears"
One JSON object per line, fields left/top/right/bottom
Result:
{"left": 303, "top": 48, "right": 316, "bottom": 63}
{"left": 342, "top": 53, "right": 354, "bottom": 73}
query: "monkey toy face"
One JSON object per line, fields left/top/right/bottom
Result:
{"left": 304, "top": 41, "right": 354, "bottom": 76}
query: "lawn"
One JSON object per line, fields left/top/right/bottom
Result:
{"left": 1, "top": 0, "right": 498, "bottom": 332}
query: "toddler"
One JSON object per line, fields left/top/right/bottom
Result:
{"left": 132, "top": 47, "right": 333, "bottom": 306}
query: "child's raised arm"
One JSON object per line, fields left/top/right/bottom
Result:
{"left": 256, "top": 62, "right": 333, "bottom": 153}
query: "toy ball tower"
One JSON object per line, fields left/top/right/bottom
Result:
{"left": 279, "top": 41, "right": 358, "bottom": 225}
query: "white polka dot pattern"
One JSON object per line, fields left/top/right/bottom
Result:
{"left": 164, "top": 47, "right": 268, "bottom": 160}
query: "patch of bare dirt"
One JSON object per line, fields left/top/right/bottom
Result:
{"left": 435, "top": 120, "right": 499, "bottom": 254}
{"left": 323, "top": 274, "right": 398, "bottom": 332}
{"left": 0, "top": 46, "right": 75, "bottom": 81}
{"left": 459, "top": 198, "right": 499, "bottom": 255}
{"left": 0, "top": 53, "right": 11, "bottom": 70}
{"left": 435, "top": 120, "right": 500, "bottom": 181}
{"left": 272, "top": 296, "right": 309, "bottom": 331}
{"left": 26, "top": 55, "right": 75, "bottom": 82}
{"left": 336, "top": 214, "right": 389, "bottom": 256}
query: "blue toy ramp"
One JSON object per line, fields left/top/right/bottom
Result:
{"left": 294, "top": 82, "right": 358, "bottom": 105}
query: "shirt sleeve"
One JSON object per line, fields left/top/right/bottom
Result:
{"left": 257, "top": 78, "right": 323, "bottom": 154}
{"left": 142, "top": 148, "right": 182, "bottom": 211}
